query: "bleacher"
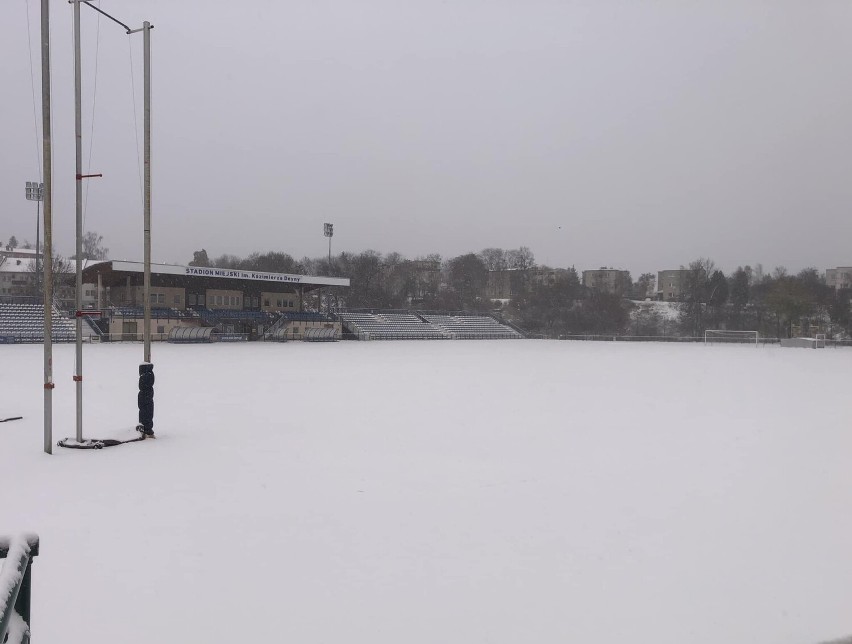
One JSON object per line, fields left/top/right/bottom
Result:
{"left": 0, "top": 302, "right": 77, "bottom": 343}
{"left": 421, "top": 313, "right": 523, "bottom": 339}
{"left": 339, "top": 312, "right": 447, "bottom": 340}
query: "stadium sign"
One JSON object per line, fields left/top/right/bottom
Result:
{"left": 108, "top": 261, "right": 350, "bottom": 287}
{"left": 183, "top": 266, "right": 302, "bottom": 283}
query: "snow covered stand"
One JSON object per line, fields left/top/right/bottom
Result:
{"left": 0, "top": 534, "right": 39, "bottom": 644}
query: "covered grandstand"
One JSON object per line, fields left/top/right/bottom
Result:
{"left": 79, "top": 261, "right": 348, "bottom": 341}
{"left": 1, "top": 261, "right": 525, "bottom": 343}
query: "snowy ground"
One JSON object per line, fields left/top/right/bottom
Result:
{"left": 1, "top": 340, "right": 851, "bottom": 644}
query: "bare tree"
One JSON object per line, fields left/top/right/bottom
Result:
{"left": 506, "top": 246, "right": 535, "bottom": 270}
{"left": 80, "top": 231, "right": 109, "bottom": 260}
{"left": 479, "top": 248, "right": 508, "bottom": 271}
{"left": 25, "top": 254, "right": 74, "bottom": 298}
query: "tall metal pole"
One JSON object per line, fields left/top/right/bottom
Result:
{"left": 143, "top": 20, "right": 151, "bottom": 364}
{"left": 41, "top": 0, "right": 53, "bottom": 455}
{"left": 73, "top": 0, "right": 84, "bottom": 442}
{"left": 36, "top": 199, "right": 40, "bottom": 295}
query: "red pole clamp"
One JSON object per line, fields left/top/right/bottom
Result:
{"left": 44, "top": 383, "right": 55, "bottom": 389}
{"left": 72, "top": 376, "right": 83, "bottom": 382}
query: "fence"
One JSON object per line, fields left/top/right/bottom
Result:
{"left": 0, "top": 534, "right": 39, "bottom": 644}
{"left": 525, "top": 334, "right": 852, "bottom": 347}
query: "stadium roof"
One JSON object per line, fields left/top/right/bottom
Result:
{"left": 83, "top": 261, "right": 350, "bottom": 289}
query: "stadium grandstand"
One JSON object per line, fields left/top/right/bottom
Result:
{"left": 78, "top": 261, "right": 348, "bottom": 341}
{"left": 338, "top": 310, "right": 523, "bottom": 340}
{"left": 0, "top": 258, "right": 524, "bottom": 343}
{"left": 0, "top": 297, "right": 99, "bottom": 344}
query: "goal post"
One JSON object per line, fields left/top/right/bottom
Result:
{"left": 704, "top": 329, "right": 759, "bottom": 346}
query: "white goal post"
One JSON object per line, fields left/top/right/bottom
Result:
{"left": 704, "top": 329, "right": 759, "bottom": 345}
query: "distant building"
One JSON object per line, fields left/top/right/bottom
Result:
{"left": 582, "top": 268, "right": 631, "bottom": 296}
{"left": 1, "top": 247, "right": 39, "bottom": 261}
{"left": 487, "top": 269, "right": 526, "bottom": 300}
{"left": 656, "top": 269, "right": 690, "bottom": 301}
{"left": 825, "top": 267, "right": 852, "bottom": 291}
{"left": 487, "top": 267, "right": 577, "bottom": 300}
{"left": 0, "top": 254, "right": 36, "bottom": 296}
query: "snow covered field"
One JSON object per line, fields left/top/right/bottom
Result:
{"left": 1, "top": 340, "right": 850, "bottom": 644}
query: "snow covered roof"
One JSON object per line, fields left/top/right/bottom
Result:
{"left": 0, "top": 257, "right": 35, "bottom": 273}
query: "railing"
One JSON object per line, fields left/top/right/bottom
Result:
{"left": 526, "top": 334, "right": 852, "bottom": 347}
{"left": 0, "top": 534, "right": 39, "bottom": 644}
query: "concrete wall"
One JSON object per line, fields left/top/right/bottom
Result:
{"left": 206, "top": 289, "right": 242, "bottom": 310}
{"left": 260, "top": 291, "right": 299, "bottom": 312}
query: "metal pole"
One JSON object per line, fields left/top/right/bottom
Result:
{"left": 143, "top": 20, "right": 151, "bottom": 364}
{"left": 36, "top": 199, "right": 40, "bottom": 296}
{"left": 73, "top": 0, "right": 84, "bottom": 442}
{"left": 41, "top": 0, "right": 53, "bottom": 455}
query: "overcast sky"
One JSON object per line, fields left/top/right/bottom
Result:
{"left": 2, "top": 0, "right": 852, "bottom": 277}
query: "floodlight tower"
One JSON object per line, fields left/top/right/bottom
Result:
{"left": 324, "top": 222, "right": 333, "bottom": 269}
{"left": 25, "top": 181, "right": 44, "bottom": 295}
{"left": 323, "top": 223, "right": 333, "bottom": 313}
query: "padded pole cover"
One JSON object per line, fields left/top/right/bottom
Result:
{"left": 138, "top": 363, "right": 155, "bottom": 435}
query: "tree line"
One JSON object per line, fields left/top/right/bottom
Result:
{"left": 187, "top": 246, "right": 850, "bottom": 339}
{"left": 6, "top": 229, "right": 848, "bottom": 339}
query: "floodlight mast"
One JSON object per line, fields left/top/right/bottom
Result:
{"left": 323, "top": 223, "right": 333, "bottom": 313}
{"left": 324, "top": 223, "right": 333, "bottom": 268}
{"left": 25, "top": 182, "right": 44, "bottom": 296}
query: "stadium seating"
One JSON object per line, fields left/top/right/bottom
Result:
{"left": 338, "top": 312, "right": 447, "bottom": 340}
{"left": 0, "top": 302, "right": 77, "bottom": 343}
{"left": 420, "top": 314, "right": 523, "bottom": 339}
{"left": 339, "top": 311, "right": 522, "bottom": 340}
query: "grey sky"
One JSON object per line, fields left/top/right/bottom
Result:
{"left": 2, "top": 0, "right": 851, "bottom": 278}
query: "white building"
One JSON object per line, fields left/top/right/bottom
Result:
{"left": 825, "top": 267, "right": 852, "bottom": 291}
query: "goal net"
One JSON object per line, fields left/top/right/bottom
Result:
{"left": 704, "top": 329, "right": 759, "bottom": 345}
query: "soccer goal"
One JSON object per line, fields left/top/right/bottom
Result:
{"left": 704, "top": 329, "right": 759, "bottom": 346}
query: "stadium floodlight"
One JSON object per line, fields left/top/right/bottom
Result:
{"left": 25, "top": 181, "right": 44, "bottom": 202}
{"left": 322, "top": 223, "right": 334, "bottom": 313}
{"left": 323, "top": 222, "right": 334, "bottom": 267}
{"left": 25, "top": 181, "right": 44, "bottom": 296}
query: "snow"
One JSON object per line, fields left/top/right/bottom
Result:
{"left": 0, "top": 534, "right": 35, "bottom": 644}
{"left": 1, "top": 341, "right": 851, "bottom": 644}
